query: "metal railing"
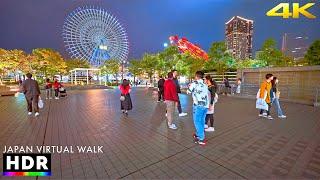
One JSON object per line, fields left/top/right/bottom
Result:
{"left": 217, "top": 84, "right": 320, "bottom": 107}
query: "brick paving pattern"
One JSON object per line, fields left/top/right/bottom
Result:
{"left": 0, "top": 87, "right": 319, "bottom": 179}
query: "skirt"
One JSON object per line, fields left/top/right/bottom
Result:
{"left": 121, "top": 94, "right": 133, "bottom": 111}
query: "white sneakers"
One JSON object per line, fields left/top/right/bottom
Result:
{"left": 28, "top": 112, "right": 32, "bottom": 115}
{"left": 179, "top": 112, "right": 188, "bottom": 117}
{"left": 204, "top": 124, "right": 208, "bottom": 129}
{"left": 168, "top": 123, "right": 177, "bottom": 130}
{"left": 205, "top": 127, "right": 215, "bottom": 132}
{"left": 278, "top": 115, "right": 287, "bottom": 118}
{"left": 35, "top": 112, "right": 40, "bottom": 117}
{"left": 55, "top": 97, "right": 59, "bottom": 100}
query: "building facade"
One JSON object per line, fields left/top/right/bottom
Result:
{"left": 281, "top": 33, "right": 309, "bottom": 60}
{"left": 225, "top": 16, "right": 253, "bottom": 60}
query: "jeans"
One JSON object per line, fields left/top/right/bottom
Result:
{"left": 193, "top": 105, "right": 208, "bottom": 141}
{"left": 272, "top": 98, "right": 284, "bottom": 116}
{"left": 45, "top": 89, "right": 52, "bottom": 99}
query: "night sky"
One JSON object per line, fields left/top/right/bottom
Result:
{"left": 0, "top": 0, "right": 319, "bottom": 59}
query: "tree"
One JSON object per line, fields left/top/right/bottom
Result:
{"left": 31, "top": 48, "right": 67, "bottom": 78}
{"left": 256, "top": 38, "right": 283, "bottom": 66}
{"left": 176, "top": 53, "right": 205, "bottom": 80}
{"left": 206, "top": 42, "right": 233, "bottom": 74}
{"left": 100, "top": 59, "right": 120, "bottom": 84}
{"left": 305, "top": 40, "right": 320, "bottom": 65}
{"left": 128, "top": 59, "right": 143, "bottom": 84}
{"left": 65, "top": 59, "right": 90, "bottom": 72}
{"left": 140, "top": 53, "right": 158, "bottom": 83}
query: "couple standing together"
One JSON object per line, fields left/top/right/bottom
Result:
{"left": 164, "top": 70, "right": 216, "bottom": 145}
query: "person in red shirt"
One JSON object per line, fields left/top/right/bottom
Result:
{"left": 164, "top": 72, "right": 179, "bottom": 130}
{"left": 53, "top": 79, "right": 62, "bottom": 99}
{"left": 119, "top": 79, "right": 132, "bottom": 115}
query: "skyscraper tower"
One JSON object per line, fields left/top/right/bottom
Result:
{"left": 225, "top": 16, "right": 253, "bottom": 60}
{"left": 282, "top": 33, "right": 309, "bottom": 60}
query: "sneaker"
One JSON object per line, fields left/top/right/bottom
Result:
{"left": 263, "top": 112, "right": 267, "bottom": 116}
{"left": 196, "top": 139, "right": 207, "bottom": 146}
{"left": 165, "top": 113, "right": 167, "bottom": 117}
{"left": 45, "top": 97, "right": 48, "bottom": 100}
{"left": 157, "top": 100, "right": 160, "bottom": 102}
{"left": 267, "top": 115, "right": 273, "bottom": 120}
{"left": 193, "top": 133, "right": 199, "bottom": 142}
{"left": 179, "top": 112, "right": 187, "bottom": 117}
{"left": 28, "top": 112, "right": 32, "bottom": 115}
{"left": 204, "top": 124, "right": 209, "bottom": 129}
{"left": 258, "top": 114, "right": 264, "bottom": 117}
{"left": 205, "top": 127, "right": 215, "bottom": 132}
{"left": 122, "top": 110, "right": 125, "bottom": 113}
{"left": 278, "top": 115, "right": 287, "bottom": 118}
{"left": 168, "top": 123, "right": 177, "bottom": 130}
{"left": 35, "top": 112, "right": 40, "bottom": 117}
{"left": 55, "top": 97, "right": 59, "bottom": 100}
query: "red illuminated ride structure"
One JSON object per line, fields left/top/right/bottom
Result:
{"left": 169, "top": 35, "right": 209, "bottom": 60}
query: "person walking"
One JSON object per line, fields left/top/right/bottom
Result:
{"left": 119, "top": 79, "right": 133, "bottom": 115}
{"left": 258, "top": 74, "right": 274, "bottom": 120}
{"left": 271, "top": 77, "right": 286, "bottom": 118}
{"left": 164, "top": 72, "right": 179, "bottom": 130}
{"left": 236, "top": 78, "right": 242, "bottom": 94}
{"left": 223, "top": 77, "right": 231, "bottom": 95}
{"left": 45, "top": 78, "right": 52, "bottom": 100}
{"left": 53, "top": 79, "right": 61, "bottom": 99}
{"left": 204, "top": 75, "right": 218, "bottom": 132}
{"left": 188, "top": 71, "right": 210, "bottom": 145}
{"left": 157, "top": 76, "right": 165, "bottom": 102}
{"left": 22, "top": 73, "right": 41, "bottom": 117}
{"left": 172, "top": 70, "right": 187, "bottom": 117}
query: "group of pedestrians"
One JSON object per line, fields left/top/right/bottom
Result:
{"left": 157, "top": 70, "right": 219, "bottom": 145}
{"left": 20, "top": 73, "right": 66, "bottom": 117}
{"left": 44, "top": 78, "right": 64, "bottom": 100}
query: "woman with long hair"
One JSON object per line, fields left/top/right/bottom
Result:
{"left": 204, "top": 75, "right": 218, "bottom": 132}
{"left": 119, "top": 79, "right": 133, "bottom": 115}
{"left": 271, "top": 77, "right": 286, "bottom": 118}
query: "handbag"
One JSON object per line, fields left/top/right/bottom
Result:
{"left": 38, "top": 97, "right": 44, "bottom": 109}
{"left": 120, "top": 95, "right": 125, "bottom": 101}
{"left": 256, "top": 98, "right": 268, "bottom": 110}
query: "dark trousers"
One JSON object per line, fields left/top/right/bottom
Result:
{"left": 205, "top": 114, "right": 214, "bottom": 127}
{"left": 158, "top": 89, "right": 164, "bottom": 101}
{"left": 177, "top": 98, "right": 182, "bottom": 113}
{"left": 54, "top": 89, "right": 59, "bottom": 97}
{"left": 26, "top": 96, "right": 39, "bottom": 113}
{"left": 260, "top": 103, "right": 271, "bottom": 116}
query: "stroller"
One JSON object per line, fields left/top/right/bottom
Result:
{"left": 59, "top": 87, "right": 67, "bottom": 97}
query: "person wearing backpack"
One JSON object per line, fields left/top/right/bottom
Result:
{"left": 187, "top": 71, "right": 210, "bottom": 145}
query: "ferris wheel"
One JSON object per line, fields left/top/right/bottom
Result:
{"left": 62, "top": 7, "right": 129, "bottom": 66}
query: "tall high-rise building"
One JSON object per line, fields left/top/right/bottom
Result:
{"left": 282, "top": 33, "right": 309, "bottom": 60}
{"left": 225, "top": 16, "right": 253, "bottom": 60}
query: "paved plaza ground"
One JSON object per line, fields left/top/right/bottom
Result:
{"left": 1, "top": 87, "right": 320, "bottom": 179}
